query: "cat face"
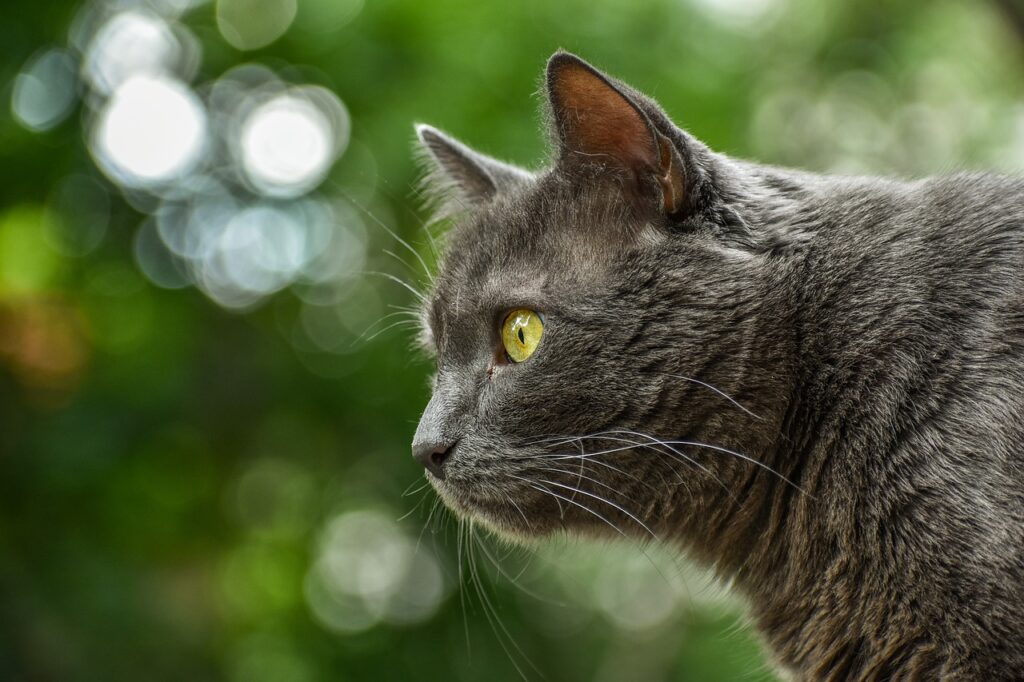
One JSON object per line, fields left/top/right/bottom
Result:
{"left": 412, "top": 52, "right": 777, "bottom": 540}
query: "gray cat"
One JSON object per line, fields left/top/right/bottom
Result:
{"left": 410, "top": 51, "right": 1024, "bottom": 680}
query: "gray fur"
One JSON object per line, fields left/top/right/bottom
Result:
{"left": 410, "top": 51, "right": 1024, "bottom": 680}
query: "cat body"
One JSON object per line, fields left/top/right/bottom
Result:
{"left": 411, "top": 52, "right": 1024, "bottom": 680}
{"left": 724, "top": 170, "right": 1024, "bottom": 679}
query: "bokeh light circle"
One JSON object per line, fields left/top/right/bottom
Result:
{"left": 93, "top": 75, "right": 208, "bottom": 188}
{"left": 237, "top": 88, "right": 349, "bottom": 197}
{"left": 83, "top": 10, "right": 184, "bottom": 94}
{"left": 304, "top": 510, "right": 448, "bottom": 634}
{"left": 216, "top": 0, "right": 297, "bottom": 51}
{"left": 11, "top": 48, "right": 79, "bottom": 132}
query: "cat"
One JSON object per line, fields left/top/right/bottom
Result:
{"left": 409, "top": 51, "right": 1024, "bottom": 680}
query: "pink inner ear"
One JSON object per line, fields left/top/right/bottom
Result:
{"left": 551, "top": 63, "right": 659, "bottom": 171}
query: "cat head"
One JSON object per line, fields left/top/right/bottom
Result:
{"left": 411, "top": 52, "right": 793, "bottom": 542}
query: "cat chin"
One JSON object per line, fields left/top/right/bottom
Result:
{"left": 431, "top": 483, "right": 555, "bottom": 541}
{"left": 467, "top": 513, "right": 548, "bottom": 545}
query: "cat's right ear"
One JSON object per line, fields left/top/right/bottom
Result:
{"left": 415, "top": 124, "right": 532, "bottom": 216}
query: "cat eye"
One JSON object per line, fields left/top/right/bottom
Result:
{"left": 501, "top": 309, "right": 543, "bottom": 363}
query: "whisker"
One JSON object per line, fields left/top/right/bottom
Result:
{"left": 365, "top": 270, "right": 426, "bottom": 302}
{"left": 508, "top": 474, "right": 628, "bottom": 539}
{"left": 387, "top": 303, "right": 423, "bottom": 316}
{"left": 355, "top": 312, "right": 421, "bottom": 345}
{"left": 513, "top": 475, "right": 681, "bottom": 589}
{"left": 361, "top": 319, "right": 419, "bottom": 344}
{"left": 341, "top": 189, "right": 434, "bottom": 278}
{"left": 474, "top": 530, "right": 566, "bottom": 608}
{"left": 416, "top": 495, "right": 443, "bottom": 555}
{"left": 515, "top": 446, "right": 659, "bottom": 491}
{"left": 598, "top": 431, "right": 734, "bottom": 498}
{"left": 534, "top": 477, "right": 660, "bottom": 542}
{"left": 541, "top": 435, "right": 731, "bottom": 499}
{"left": 383, "top": 248, "right": 424, "bottom": 281}
{"left": 518, "top": 433, "right": 684, "bottom": 489}
{"left": 658, "top": 438, "right": 807, "bottom": 495}
{"left": 501, "top": 489, "right": 532, "bottom": 530}
{"left": 402, "top": 476, "right": 431, "bottom": 497}
{"left": 530, "top": 463, "right": 646, "bottom": 504}
{"left": 519, "top": 472, "right": 566, "bottom": 519}
{"left": 600, "top": 429, "right": 807, "bottom": 496}
{"left": 539, "top": 429, "right": 806, "bottom": 497}
{"left": 665, "top": 373, "right": 764, "bottom": 421}
{"left": 367, "top": 175, "right": 444, "bottom": 266}
{"left": 466, "top": 524, "right": 542, "bottom": 680}
{"left": 457, "top": 518, "right": 472, "bottom": 659}
{"left": 396, "top": 487, "right": 430, "bottom": 522}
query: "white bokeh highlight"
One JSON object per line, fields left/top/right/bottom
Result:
{"left": 93, "top": 75, "right": 208, "bottom": 187}
{"left": 67, "top": 1, "right": 365, "bottom": 313}
{"left": 83, "top": 10, "right": 184, "bottom": 94}
{"left": 238, "top": 88, "right": 349, "bottom": 197}
{"left": 304, "top": 510, "right": 448, "bottom": 633}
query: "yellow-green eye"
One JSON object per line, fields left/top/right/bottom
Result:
{"left": 501, "top": 309, "right": 543, "bottom": 363}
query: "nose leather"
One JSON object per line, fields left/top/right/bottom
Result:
{"left": 411, "top": 438, "right": 453, "bottom": 479}
{"left": 412, "top": 385, "right": 463, "bottom": 480}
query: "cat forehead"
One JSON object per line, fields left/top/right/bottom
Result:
{"left": 424, "top": 174, "right": 656, "bottom": 330}
{"left": 429, "top": 220, "right": 560, "bottom": 321}
{"left": 431, "top": 267, "right": 551, "bottom": 318}
{"left": 436, "top": 212, "right": 613, "bottom": 300}
{"left": 446, "top": 176, "right": 637, "bottom": 264}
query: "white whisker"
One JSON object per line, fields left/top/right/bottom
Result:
{"left": 666, "top": 373, "right": 764, "bottom": 421}
{"left": 534, "top": 477, "right": 660, "bottom": 542}
{"left": 365, "top": 270, "right": 426, "bottom": 302}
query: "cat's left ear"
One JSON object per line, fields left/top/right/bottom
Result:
{"left": 415, "top": 124, "right": 532, "bottom": 214}
{"left": 547, "top": 52, "right": 689, "bottom": 219}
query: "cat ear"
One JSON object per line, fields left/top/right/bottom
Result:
{"left": 546, "top": 52, "right": 687, "bottom": 218}
{"left": 415, "top": 124, "right": 532, "bottom": 214}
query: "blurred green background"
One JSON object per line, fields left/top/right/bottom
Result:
{"left": 3, "top": 0, "right": 1024, "bottom": 680}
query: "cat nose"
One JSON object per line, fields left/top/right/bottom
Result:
{"left": 412, "top": 438, "right": 455, "bottom": 480}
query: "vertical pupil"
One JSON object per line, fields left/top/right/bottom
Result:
{"left": 517, "top": 328, "right": 525, "bottom": 344}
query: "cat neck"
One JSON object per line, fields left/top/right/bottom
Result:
{"left": 707, "top": 173, "right": 955, "bottom": 678}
